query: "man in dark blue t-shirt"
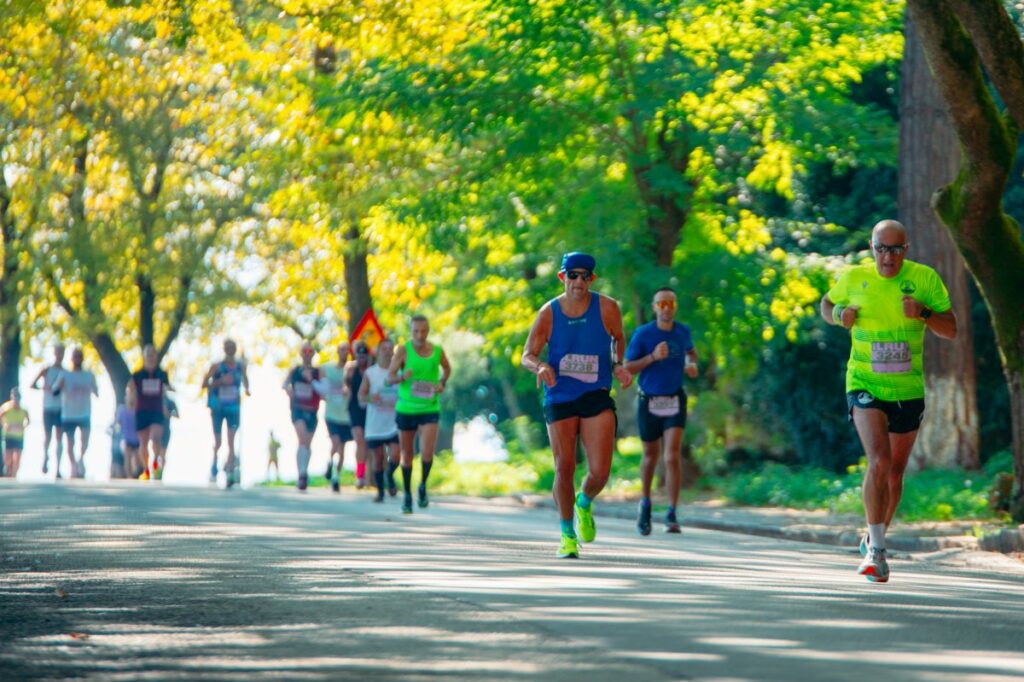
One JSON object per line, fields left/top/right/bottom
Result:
{"left": 624, "top": 287, "right": 699, "bottom": 535}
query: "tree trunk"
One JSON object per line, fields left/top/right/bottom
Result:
{"left": 898, "top": 15, "right": 980, "bottom": 470}
{"left": 0, "top": 166, "right": 22, "bottom": 398}
{"left": 905, "top": 0, "right": 1024, "bottom": 520}
{"left": 343, "top": 219, "right": 374, "bottom": 337}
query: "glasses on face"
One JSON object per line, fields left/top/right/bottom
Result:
{"left": 565, "top": 270, "right": 593, "bottom": 281}
{"left": 655, "top": 300, "right": 677, "bottom": 310}
{"left": 873, "top": 243, "right": 908, "bottom": 255}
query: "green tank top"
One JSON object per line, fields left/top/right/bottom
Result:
{"left": 396, "top": 342, "right": 441, "bottom": 414}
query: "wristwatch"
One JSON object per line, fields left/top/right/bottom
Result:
{"left": 920, "top": 307, "right": 933, "bottom": 320}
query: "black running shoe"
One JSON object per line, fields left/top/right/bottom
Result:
{"left": 331, "top": 477, "right": 340, "bottom": 493}
{"left": 637, "top": 499, "right": 652, "bottom": 536}
{"left": 297, "top": 474, "right": 308, "bottom": 491}
{"left": 417, "top": 483, "right": 429, "bottom": 509}
{"left": 402, "top": 495, "right": 413, "bottom": 514}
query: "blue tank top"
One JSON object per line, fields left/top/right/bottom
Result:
{"left": 210, "top": 362, "right": 243, "bottom": 409}
{"left": 544, "top": 293, "right": 612, "bottom": 406}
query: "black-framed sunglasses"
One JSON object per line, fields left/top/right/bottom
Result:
{"left": 565, "top": 270, "right": 593, "bottom": 281}
{"left": 873, "top": 242, "right": 908, "bottom": 255}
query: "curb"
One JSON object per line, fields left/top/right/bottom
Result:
{"left": 504, "top": 494, "right": 1019, "bottom": 555}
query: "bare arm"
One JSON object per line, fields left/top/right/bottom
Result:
{"left": 902, "top": 297, "right": 958, "bottom": 339}
{"left": 821, "top": 295, "right": 859, "bottom": 329}
{"left": 600, "top": 296, "right": 633, "bottom": 389}
{"left": 437, "top": 349, "right": 452, "bottom": 393}
{"left": 358, "top": 370, "right": 371, "bottom": 407}
{"left": 387, "top": 346, "right": 408, "bottom": 385}
{"left": 521, "top": 304, "right": 555, "bottom": 387}
{"left": 242, "top": 363, "right": 251, "bottom": 396}
{"left": 31, "top": 367, "right": 47, "bottom": 390}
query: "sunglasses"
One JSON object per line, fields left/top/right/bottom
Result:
{"left": 565, "top": 270, "right": 593, "bottom": 281}
{"left": 655, "top": 300, "right": 677, "bottom": 310}
{"left": 873, "top": 243, "right": 908, "bottom": 255}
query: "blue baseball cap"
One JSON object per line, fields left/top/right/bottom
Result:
{"left": 560, "top": 252, "right": 596, "bottom": 273}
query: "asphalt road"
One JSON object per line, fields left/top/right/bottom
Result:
{"left": 2, "top": 481, "right": 1023, "bottom": 681}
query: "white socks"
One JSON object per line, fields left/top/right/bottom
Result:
{"left": 868, "top": 523, "right": 887, "bottom": 551}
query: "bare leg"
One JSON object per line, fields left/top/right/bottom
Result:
{"left": 884, "top": 430, "right": 919, "bottom": 527}
{"left": 640, "top": 439, "right": 661, "bottom": 498}
{"left": 663, "top": 427, "right": 684, "bottom": 509}
{"left": 853, "top": 407, "right": 892, "bottom": 526}
{"left": 546, "top": 417, "right": 581, "bottom": 522}
{"left": 578, "top": 410, "right": 616, "bottom": 500}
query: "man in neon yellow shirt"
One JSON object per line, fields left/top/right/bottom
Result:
{"left": 821, "top": 219, "right": 958, "bottom": 583}
{"left": 388, "top": 314, "right": 452, "bottom": 514}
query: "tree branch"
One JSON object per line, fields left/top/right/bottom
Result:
{"left": 949, "top": 0, "right": 1024, "bottom": 130}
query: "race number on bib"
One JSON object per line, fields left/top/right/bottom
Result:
{"left": 871, "top": 342, "right": 911, "bottom": 374}
{"left": 293, "top": 382, "right": 313, "bottom": 400}
{"left": 558, "top": 353, "right": 599, "bottom": 383}
{"left": 218, "top": 385, "right": 240, "bottom": 402}
{"left": 649, "top": 395, "right": 680, "bottom": 417}
{"left": 141, "top": 378, "right": 162, "bottom": 396}
{"left": 411, "top": 381, "right": 436, "bottom": 399}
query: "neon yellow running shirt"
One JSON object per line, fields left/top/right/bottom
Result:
{"left": 827, "top": 259, "right": 951, "bottom": 401}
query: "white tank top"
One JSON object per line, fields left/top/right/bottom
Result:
{"left": 363, "top": 364, "right": 398, "bottom": 440}
{"left": 44, "top": 366, "right": 64, "bottom": 411}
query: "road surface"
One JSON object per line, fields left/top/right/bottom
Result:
{"left": 2, "top": 482, "right": 1023, "bottom": 681}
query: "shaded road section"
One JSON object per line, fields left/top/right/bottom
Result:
{"left": 2, "top": 482, "right": 1024, "bottom": 681}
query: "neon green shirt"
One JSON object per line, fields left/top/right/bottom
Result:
{"left": 827, "top": 259, "right": 951, "bottom": 401}
{"left": 396, "top": 342, "right": 441, "bottom": 415}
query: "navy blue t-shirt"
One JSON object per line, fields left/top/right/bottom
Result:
{"left": 625, "top": 321, "right": 695, "bottom": 396}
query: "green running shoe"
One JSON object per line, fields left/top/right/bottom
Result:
{"left": 574, "top": 501, "right": 596, "bottom": 543}
{"left": 557, "top": 534, "right": 579, "bottom": 559}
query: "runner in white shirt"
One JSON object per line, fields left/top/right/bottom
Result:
{"left": 31, "top": 344, "right": 65, "bottom": 476}
{"left": 52, "top": 347, "right": 99, "bottom": 479}
{"left": 359, "top": 339, "right": 400, "bottom": 502}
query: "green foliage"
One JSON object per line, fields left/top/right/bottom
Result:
{"left": 708, "top": 452, "right": 1015, "bottom": 522}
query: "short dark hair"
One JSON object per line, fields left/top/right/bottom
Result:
{"left": 411, "top": 314, "right": 429, "bottom": 324}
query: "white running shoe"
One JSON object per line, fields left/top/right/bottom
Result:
{"left": 858, "top": 547, "right": 890, "bottom": 583}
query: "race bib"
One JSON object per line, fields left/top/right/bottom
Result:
{"left": 141, "top": 378, "right": 162, "bottom": 396}
{"left": 871, "top": 342, "right": 911, "bottom": 374}
{"left": 294, "top": 382, "right": 313, "bottom": 400}
{"left": 559, "top": 353, "right": 599, "bottom": 383}
{"left": 411, "top": 381, "right": 436, "bottom": 399}
{"left": 649, "top": 395, "right": 680, "bottom": 417}
{"left": 218, "top": 385, "right": 240, "bottom": 402}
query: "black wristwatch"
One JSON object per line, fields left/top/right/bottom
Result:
{"left": 920, "top": 307, "right": 933, "bottom": 320}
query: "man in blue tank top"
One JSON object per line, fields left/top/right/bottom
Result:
{"left": 624, "top": 287, "right": 699, "bottom": 536}
{"left": 521, "top": 252, "right": 633, "bottom": 559}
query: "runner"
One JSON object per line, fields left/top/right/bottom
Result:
{"left": 267, "top": 431, "right": 281, "bottom": 482}
{"left": 203, "top": 339, "right": 250, "bottom": 487}
{"left": 821, "top": 219, "right": 957, "bottom": 583}
{"left": 520, "top": 252, "right": 633, "bottom": 559}
{"left": 624, "top": 287, "right": 699, "bottom": 535}
{"left": 283, "top": 341, "right": 322, "bottom": 491}
{"left": 115, "top": 383, "right": 140, "bottom": 478}
{"left": 53, "top": 347, "right": 98, "bottom": 479}
{"left": 317, "top": 342, "right": 352, "bottom": 493}
{"left": 359, "top": 338, "right": 400, "bottom": 502}
{"left": 347, "top": 341, "right": 371, "bottom": 489}
{"left": 30, "top": 343, "right": 65, "bottom": 476}
{"left": 132, "top": 345, "right": 173, "bottom": 481}
{"left": 388, "top": 315, "right": 451, "bottom": 514}
{"left": 0, "top": 389, "right": 30, "bottom": 478}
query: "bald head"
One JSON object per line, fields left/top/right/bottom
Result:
{"left": 872, "top": 219, "right": 907, "bottom": 244}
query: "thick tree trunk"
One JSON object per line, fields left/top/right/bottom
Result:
{"left": 899, "top": 16, "right": 979, "bottom": 470}
{"left": 0, "top": 168, "right": 22, "bottom": 398}
{"left": 343, "top": 220, "right": 374, "bottom": 337}
{"left": 905, "top": 0, "right": 1024, "bottom": 520}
